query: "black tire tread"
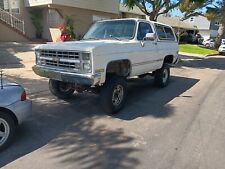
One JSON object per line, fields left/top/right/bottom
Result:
{"left": 100, "top": 76, "right": 127, "bottom": 114}
{"left": 0, "top": 112, "right": 16, "bottom": 151}
{"left": 154, "top": 65, "right": 170, "bottom": 88}
{"left": 49, "top": 79, "right": 75, "bottom": 99}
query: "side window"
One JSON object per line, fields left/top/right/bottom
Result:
{"left": 137, "top": 22, "right": 153, "bottom": 41}
{"left": 164, "top": 27, "right": 175, "bottom": 40}
{"left": 155, "top": 24, "right": 167, "bottom": 40}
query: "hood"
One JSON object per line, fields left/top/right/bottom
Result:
{"left": 35, "top": 40, "right": 129, "bottom": 52}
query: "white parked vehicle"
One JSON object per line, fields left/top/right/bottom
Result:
{"left": 202, "top": 39, "right": 215, "bottom": 48}
{"left": 33, "top": 19, "right": 179, "bottom": 114}
{"left": 219, "top": 39, "right": 225, "bottom": 55}
{"left": 0, "top": 71, "right": 32, "bottom": 151}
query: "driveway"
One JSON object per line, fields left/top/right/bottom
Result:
{"left": 1, "top": 44, "right": 225, "bottom": 169}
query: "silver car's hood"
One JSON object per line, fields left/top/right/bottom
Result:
{"left": 0, "top": 80, "right": 23, "bottom": 107}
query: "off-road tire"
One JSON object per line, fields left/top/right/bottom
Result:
{"left": 100, "top": 76, "right": 127, "bottom": 114}
{"left": 154, "top": 65, "right": 170, "bottom": 88}
{"left": 49, "top": 79, "right": 75, "bottom": 99}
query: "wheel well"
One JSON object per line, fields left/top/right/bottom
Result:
{"left": 164, "top": 55, "right": 174, "bottom": 64}
{"left": 106, "top": 60, "right": 131, "bottom": 77}
{"left": 0, "top": 107, "right": 18, "bottom": 126}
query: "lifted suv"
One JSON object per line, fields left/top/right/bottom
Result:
{"left": 33, "top": 19, "right": 179, "bottom": 114}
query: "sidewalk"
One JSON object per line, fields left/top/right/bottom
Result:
{"left": 179, "top": 51, "right": 219, "bottom": 58}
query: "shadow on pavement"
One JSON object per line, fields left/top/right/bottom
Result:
{"left": 0, "top": 43, "right": 35, "bottom": 69}
{"left": 0, "top": 76, "right": 140, "bottom": 169}
{"left": 0, "top": 74, "right": 199, "bottom": 168}
{"left": 116, "top": 76, "right": 199, "bottom": 120}
{"left": 179, "top": 54, "right": 225, "bottom": 70}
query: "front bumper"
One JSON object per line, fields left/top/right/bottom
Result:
{"left": 33, "top": 65, "right": 100, "bottom": 86}
{"left": 7, "top": 100, "right": 32, "bottom": 124}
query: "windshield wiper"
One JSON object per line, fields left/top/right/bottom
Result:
{"left": 108, "top": 35, "right": 121, "bottom": 41}
{"left": 82, "top": 37, "right": 100, "bottom": 40}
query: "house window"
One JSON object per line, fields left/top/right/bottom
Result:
{"left": 0, "top": 0, "right": 4, "bottom": 9}
{"left": 215, "top": 21, "right": 220, "bottom": 26}
{"left": 0, "top": 0, "right": 20, "bottom": 14}
{"left": 190, "top": 17, "right": 194, "bottom": 22}
{"left": 10, "top": 0, "right": 20, "bottom": 14}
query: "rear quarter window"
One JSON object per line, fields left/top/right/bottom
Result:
{"left": 164, "top": 27, "right": 175, "bottom": 41}
{"left": 155, "top": 24, "right": 175, "bottom": 41}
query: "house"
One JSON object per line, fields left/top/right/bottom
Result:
{"left": 0, "top": 0, "right": 120, "bottom": 42}
{"left": 157, "top": 15, "right": 198, "bottom": 32}
{"left": 185, "top": 15, "right": 219, "bottom": 40}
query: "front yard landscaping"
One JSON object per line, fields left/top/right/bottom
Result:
{"left": 179, "top": 44, "right": 218, "bottom": 56}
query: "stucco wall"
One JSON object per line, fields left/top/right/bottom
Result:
{"left": 186, "top": 16, "right": 210, "bottom": 30}
{"left": 24, "top": 0, "right": 119, "bottom": 14}
{"left": 0, "top": 22, "right": 28, "bottom": 42}
{"left": 12, "top": 0, "right": 36, "bottom": 39}
{"left": 43, "top": 5, "right": 119, "bottom": 41}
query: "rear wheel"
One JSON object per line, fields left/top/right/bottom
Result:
{"left": 49, "top": 79, "right": 75, "bottom": 99}
{"left": 154, "top": 65, "right": 170, "bottom": 88}
{"left": 100, "top": 76, "right": 127, "bottom": 114}
{"left": 0, "top": 112, "right": 16, "bottom": 151}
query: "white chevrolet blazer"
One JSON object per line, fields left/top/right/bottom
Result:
{"left": 33, "top": 18, "right": 179, "bottom": 114}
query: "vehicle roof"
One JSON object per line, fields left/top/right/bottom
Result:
{"left": 98, "top": 18, "right": 173, "bottom": 28}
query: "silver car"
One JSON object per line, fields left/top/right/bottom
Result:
{"left": 0, "top": 74, "right": 32, "bottom": 151}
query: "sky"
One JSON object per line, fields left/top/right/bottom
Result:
{"left": 171, "top": 8, "right": 183, "bottom": 17}
{"left": 121, "top": 0, "right": 221, "bottom": 17}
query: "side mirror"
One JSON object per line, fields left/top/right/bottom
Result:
{"left": 144, "top": 33, "right": 156, "bottom": 41}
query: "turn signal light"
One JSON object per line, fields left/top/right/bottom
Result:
{"left": 21, "top": 91, "right": 27, "bottom": 101}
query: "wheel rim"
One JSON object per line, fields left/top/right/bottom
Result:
{"left": 0, "top": 118, "right": 10, "bottom": 146}
{"left": 162, "top": 68, "right": 169, "bottom": 84}
{"left": 112, "top": 85, "right": 124, "bottom": 107}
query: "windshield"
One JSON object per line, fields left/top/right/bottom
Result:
{"left": 83, "top": 20, "right": 136, "bottom": 40}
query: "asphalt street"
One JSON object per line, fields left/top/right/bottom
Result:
{"left": 1, "top": 44, "right": 225, "bottom": 169}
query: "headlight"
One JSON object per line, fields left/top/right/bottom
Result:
{"left": 83, "top": 63, "right": 91, "bottom": 73}
{"left": 82, "top": 53, "right": 90, "bottom": 60}
{"left": 81, "top": 52, "right": 92, "bottom": 73}
{"left": 35, "top": 50, "right": 41, "bottom": 64}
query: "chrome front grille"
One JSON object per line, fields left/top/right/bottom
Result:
{"left": 38, "top": 50, "right": 81, "bottom": 71}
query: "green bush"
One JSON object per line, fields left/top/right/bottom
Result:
{"left": 30, "top": 9, "right": 43, "bottom": 39}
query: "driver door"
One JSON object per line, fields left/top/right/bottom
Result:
{"left": 130, "top": 22, "right": 159, "bottom": 76}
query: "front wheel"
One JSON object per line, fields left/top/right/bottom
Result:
{"left": 0, "top": 112, "right": 16, "bottom": 151}
{"left": 154, "top": 65, "right": 170, "bottom": 88}
{"left": 49, "top": 79, "right": 75, "bottom": 99}
{"left": 100, "top": 76, "right": 127, "bottom": 114}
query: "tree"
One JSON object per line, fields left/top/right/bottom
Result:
{"left": 122, "top": 0, "right": 211, "bottom": 21}
{"left": 205, "top": 0, "right": 225, "bottom": 48}
{"left": 30, "top": 9, "right": 43, "bottom": 39}
{"left": 180, "top": 0, "right": 212, "bottom": 21}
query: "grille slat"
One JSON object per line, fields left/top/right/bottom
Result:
{"left": 39, "top": 50, "right": 81, "bottom": 72}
